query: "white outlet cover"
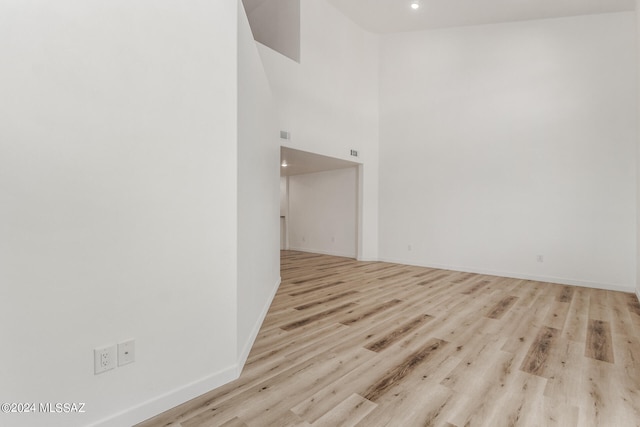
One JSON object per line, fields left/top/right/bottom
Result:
{"left": 118, "top": 340, "right": 135, "bottom": 366}
{"left": 94, "top": 345, "right": 117, "bottom": 374}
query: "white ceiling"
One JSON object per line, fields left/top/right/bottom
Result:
{"left": 326, "top": 0, "right": 635, "bottom": 33}
{"left": 277, "top": 0, "right": 635, "bottom": 175}
{"left": 281, "top": 147, "right": 358, "bottom": 176}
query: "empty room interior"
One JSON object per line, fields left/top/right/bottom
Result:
{"left": 2, "top": 0, "right": 640, "bottom": 426}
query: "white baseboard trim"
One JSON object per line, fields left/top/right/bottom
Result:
{"left": 288, "top": 246, "right": 357, "bottom": 259}
{"left": 90, "top": 364, "right": 239, "bottom": 427}
{"left": 92, "top": 277, "right": 282, "bottom": 427}
{"left": 89, "top": 261, "right": 636, "bottom": 427}
{"left": 377, "top": 257, "right": 636, "bottom": 293}
{"left": 237, "top": 277, "right": 281, "bottom": 371}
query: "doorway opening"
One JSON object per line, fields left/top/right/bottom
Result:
{"left": 280, "top": 147, "right": 362, "bottom": 260}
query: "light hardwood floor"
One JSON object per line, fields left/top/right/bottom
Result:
{"left": 137, "top": 251, "right": 640, "bottom": 427}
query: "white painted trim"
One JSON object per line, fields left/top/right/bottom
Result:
{"left": 285, "top": 176, "right": 290, "bottom": 250}
{"left": 356, "top": 164, "right": 364, "bottom": 261}
{"left": 90, "top": 364, "right": 239, "bottom": 427}
{"left": 636, "top": 289, "right": 640, "bottom": 303}
{"left": 238, "top": 277, "right": 281, "bottom": 370}
{"left": 378, "top": 257, "right": 636, "bottom": 293}
{"left": 92, "top": 276, "right": 282, "bottom": 427}
{"left": 289, "top": 246, "right": 357, "bottom": 259}
{"left": 90, "top": 264, "right": 634, "bottom": 427}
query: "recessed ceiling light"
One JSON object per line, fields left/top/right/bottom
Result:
{"left": 411, "top": 1, "right": 420, "bottom": 10}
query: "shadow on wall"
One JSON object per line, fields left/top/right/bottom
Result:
{"left": 242, "top": 0, "right": 300, "bottom": 62}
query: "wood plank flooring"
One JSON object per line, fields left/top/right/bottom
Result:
{"left": 137, "top": 251, "right": 640, "bottom": 427}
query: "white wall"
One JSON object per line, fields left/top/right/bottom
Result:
{"left": 637, "top": 1, "right": 640, "bottom": 300}
{"left": 257, "top": 0, "right": 380, "bottom": 260}
{"left": 0, "top": 1, "right": 240, "bottom": 426}
{"left": 244, "top": 0, "right": 300, "bottom": 62}
{"left": 280, "top": 176, "right": 289, "bottom": 217}
{"left": 280, "top": 176, "right": 289, "bottom": 249}
{"left": 237, "top": 2, "right": 281, "bottom": 367}
{"left": 289, "top": 168, "right": 358, "bottom": 258}
{"left": 379, "top": 12, "right": 637, "bottom": 292}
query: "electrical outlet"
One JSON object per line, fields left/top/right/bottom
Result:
{"left": 94, "top": 345, "right": 117, "bottom": 374}
{"left": 408, "top": 244, "right": 412, "bottom": 251}
{"left": 118, "top": 339, "right": 135, "bottom": 367}
{"left": 537, "top": 255, "right": 544, "bottom": 263}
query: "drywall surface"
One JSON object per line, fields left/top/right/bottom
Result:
{"left": 257, "top": 0, "right": 380, "bottom": 260}
{"left": 280, "top": 176, "right": 289, "bottom": 217}
{"left": 0, "top": 1, "right": 239, "bottom": 426}
{"left": 237, "top": 2, "right": 281, "bottom": 365}
{"left": 288, "top": 168, "right": 358, "bottom": 258}
{"left": 243, "top": 0, "right": 300, "bottom": 61}
{"left": 379, "top": 12, "right": 637, "bottom": 291}
{"left": 637, "top": 1, "right": 640, "bottom": 299}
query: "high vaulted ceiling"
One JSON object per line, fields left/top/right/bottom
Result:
{"left": 326, "top": 0, "right": 635, "bottom": 33}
